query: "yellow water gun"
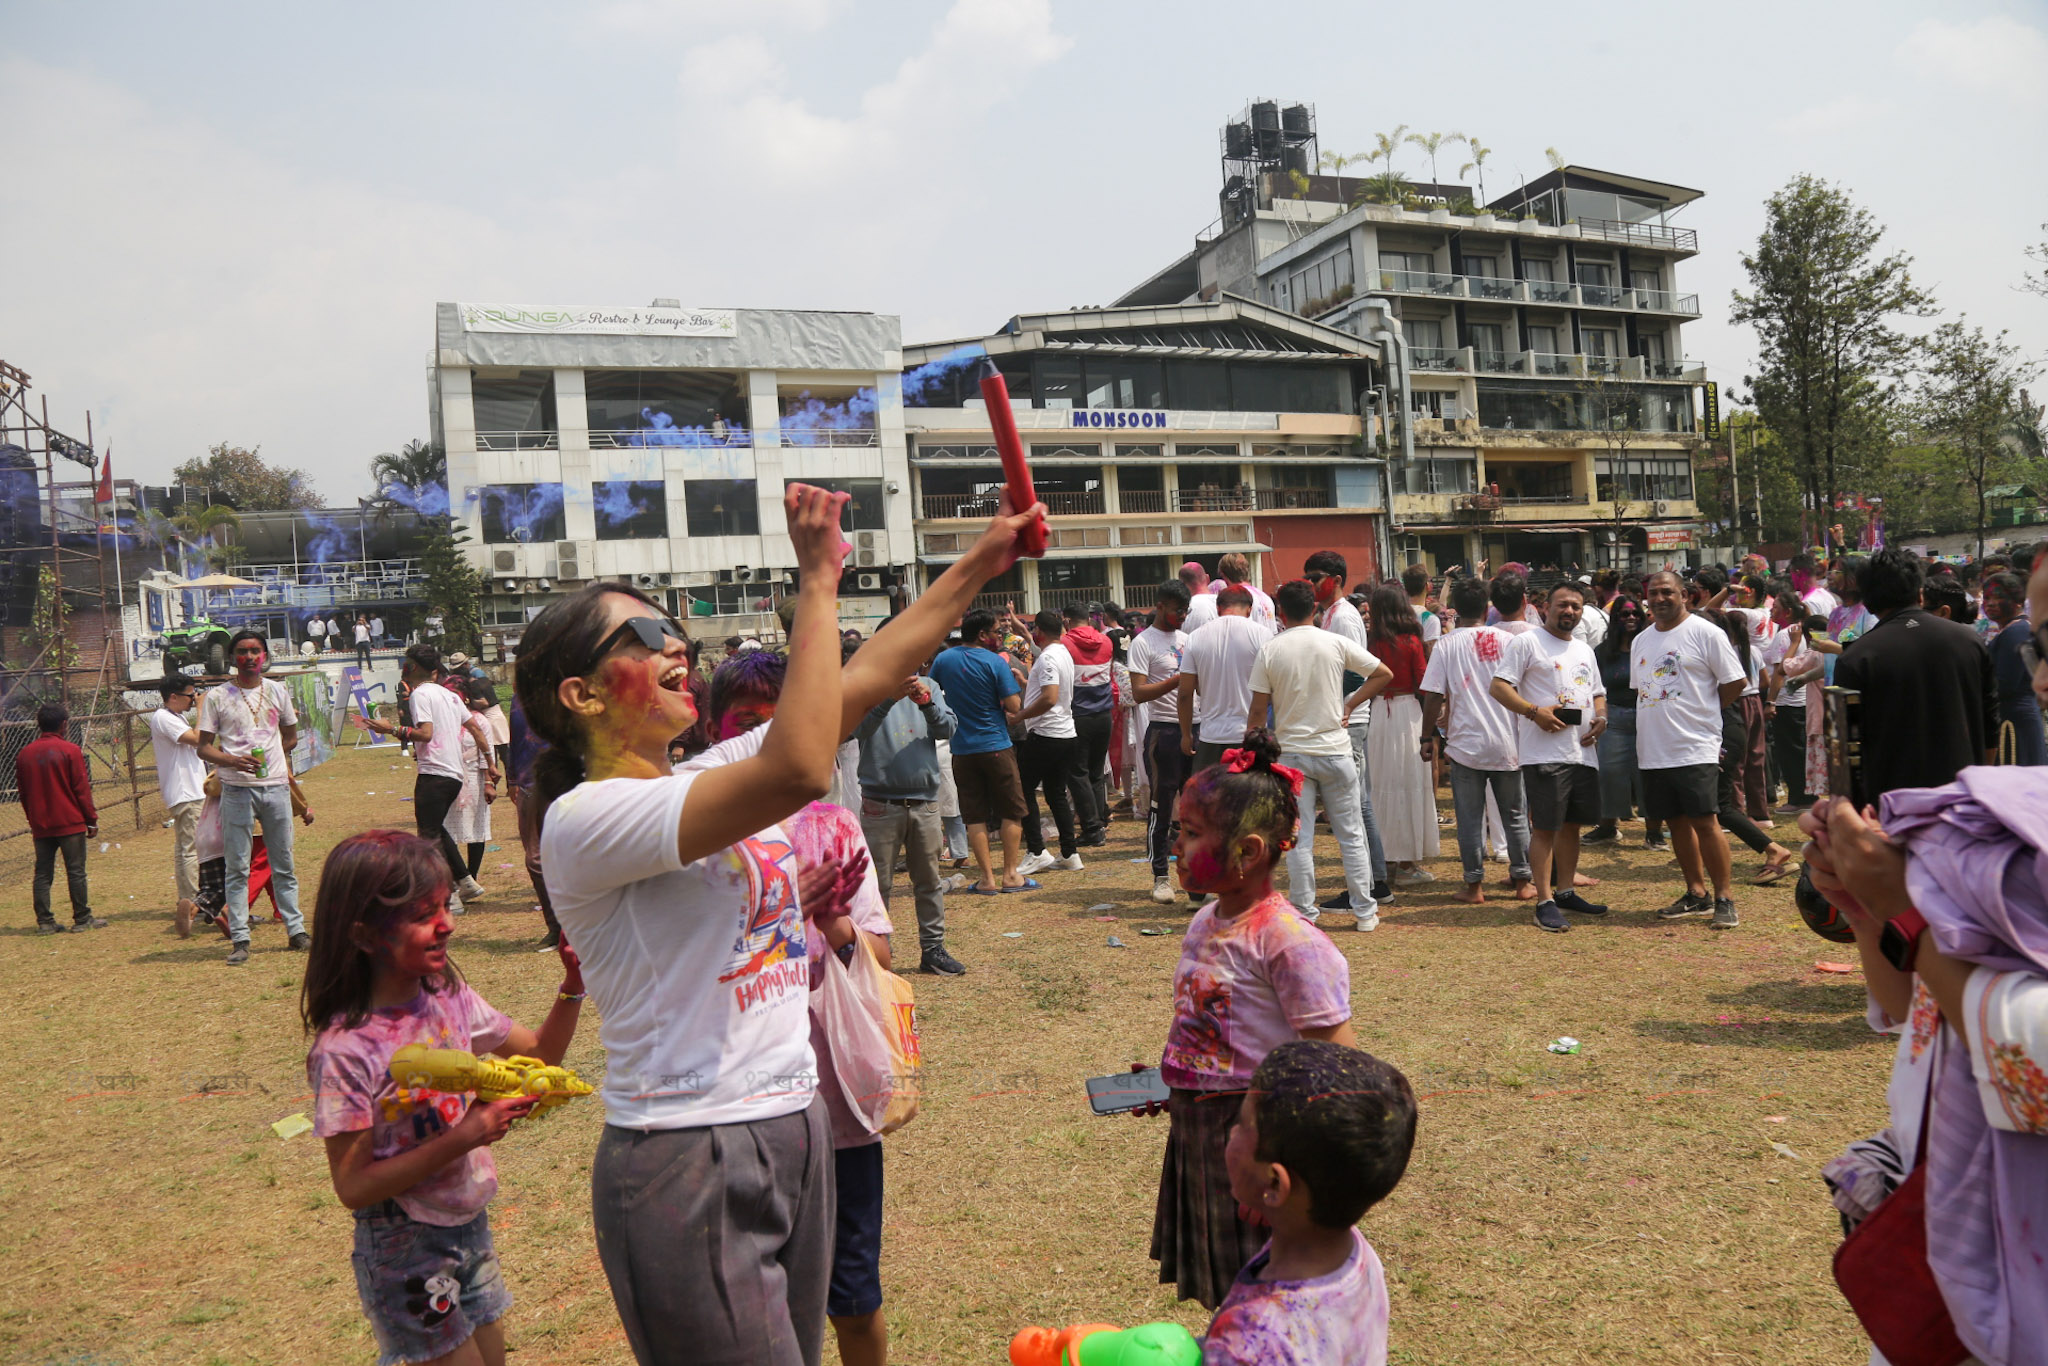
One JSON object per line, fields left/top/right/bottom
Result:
{"left": 388, "top": 1044, "right": 592, "bottom": 1117}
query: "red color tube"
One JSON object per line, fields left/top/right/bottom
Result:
{"left": 979, "top": 358, "right": 1047, "bottom": 558}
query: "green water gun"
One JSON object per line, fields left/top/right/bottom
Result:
{"left": 1008, "top": 1320, "right": 1202, "bottom": 1366}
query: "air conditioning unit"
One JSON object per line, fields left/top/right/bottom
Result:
{"left": 554, "top": 540, "right": 583, "bottom": 580}
{"left": 856, "top": 572, "right": 882, "bottom": 591}
{"left": 492, "top": 549, "right": 517, "bottom": 573}
{"left": 735, "top": 566, "right": 754, "bottom": 582}
{"left": 633, "top": 572, "right": 661, "bottom": 590}
{"left": 1653, "top": 500, "right": 1671, "bottom": 516}
{"left": 717, "top": 568, "right": 735, "bottom": 584}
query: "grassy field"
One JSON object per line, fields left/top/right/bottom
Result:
{"left": 3, "top": 743, "right": 1888, "bottom": 1364}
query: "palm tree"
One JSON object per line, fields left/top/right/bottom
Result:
{"left": 1366, "top": 124, "right": 1410, "bottom": 194}
{"left": 1351, "top": 171, "right": 1414, "bottom": 208}
{"left": 1319, "top": 149, "right": 1361, "bottom": 175}
{"left": 1545, "top": 147, "right": 1567, "bottom": 172}
{"left": 1458, "top": 136, "right": 1494, "bottom": 205}
{"left": 169, "top": 503, "right": 241, "bottom": 578}
{"left": 369, "top": 438, "right": 446, "bottom": 508}
{"left": 1406, "top": 131, "right": 1458, "bottom": 191}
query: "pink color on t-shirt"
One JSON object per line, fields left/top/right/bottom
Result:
{"left": 1161, "top": 892, "right": 1351, "bottom": 1090}
{"left": 307, "top": 981, "right": 513, "bottom": 1226}
{"left": 1204, "top": 1229, "right": 1390, "bottom": 1366}
{"left": 789, "top": 801, "right": 896, "bottom": 1148}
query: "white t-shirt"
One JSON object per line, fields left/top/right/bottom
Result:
{"left": 354, "top": 621, "right": 371, "bottom": 644}
{"left": 1182, "top": 590, "right": 1216, "bottom": 634}
{"left": 542, "top": 745, "right": 811, "bottom": 1131}
{"left": 1023, "top": 640, "right": 1077, "bottom": 739}
{"left": 409, "top": 681, "right": 472, "bottom": 782}
{"left": 1760, "top": 627, "right": 1806, "bottom": 710}
{"left": 1802, "top": 586, "right": 1840, "bottom": 618}
{"left": 196, "top": 679, "right": 297, "bottom": 788}
{"left": 1128, "top": 625, "right": 1188, "bottom": 728}
{"left": 1574, "top": 602, "right": 1608, "bottom": 650}
{"left": 1418, "top": 625, "right": 1518, "bottom": 771}
{"left": 1184, "top": 583, "right": 1276, "bottom": 635}
{"left": 1248, "top": 625, "right": 1381, "bottom": 759}
{"left": 1495, "top": 630, "right": 1605, "bottom": 768}
{"left": 149, "top": 707, "right": 207, "bottom": 807}
{"left": 1630, "top": 613, "right": 1744, "bottom": 770}
{"left": 370, "top": 617, "right": 384, "bottom": 637}
{"left": 1318, "top": 598, "right": 1373, "bottom": 729}
{"left": 306, "top": 619, "right": 324, "bottom": 639}
{"left": 1416, "top": 605, "right": 1443, "bottom": 645}
{"left": 1181, "top": 614, "right": 1269, "bottom": 745}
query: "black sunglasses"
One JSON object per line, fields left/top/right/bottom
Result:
{"left": 584, "top": 616, "right": 688, "bottom": 672}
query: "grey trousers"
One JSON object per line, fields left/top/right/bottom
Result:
{"left": 592, "top": 1100, "right": 834, "bottom": 1366}
{"left": 1447, "top": 760, "right": 1532, "bottom": 885}
{"left": 858, "top": 794, "right": 947, "bottom": 954}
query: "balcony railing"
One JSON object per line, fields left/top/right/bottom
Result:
{"left": 780, "top": 428, "right": 880, "bottom": 448}
{"left": 1583, "top": 354, "right": 1624, "bottom": 376}
{"left": 1118, "top": 489, "right": 1168, "bottom": 515}
{"left": 1379, "top": 269, "right": 1458, "bottom": 295}
{"left": 1531, "top": 351, "right": 1575, "bottom": 376}
{"left": 1496, "top": 493, "right": 1591, "bottom": 506}
{"left": 1578, "top": 282, "right": 1626, "bottom": 307}
{"left": 475, "top": 430, "right": 560, "bottom": 452}
{"left": 1464, "top": 275, "right": 1517, "bottom": 300}
{"left": 1633, "top": 288, "right": 1701, "bottom": 315}
{"left": 1173, "top": 488, "right": 1254, "bottom": 513}
{"left": 1255, "top": 488, "right": 1334, "bottom": 511}
{"left": 1576, "top": 217, "right": 1699, "bottom": 253}
{"left": 1473, "top": 348, "right": 1514, "bottom": 373}
{"left": 1039, "top": 491, "right": 1107, "bottom": 516}
{"left": 1409, "top": 346, "right": 1461, "bottom": 372}
{"left": 1039, "top": 584, "right": 1111, "bottom": 611}
{"left": 589, "top": 427, "right": 749, "bottom": 449}
{"left": 1526, "top": 279, "right": 1572, "bottom": 304}
{"left": 922, "top": 493, "right": 999, "bottom": 520}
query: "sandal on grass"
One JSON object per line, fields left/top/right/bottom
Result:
{"left": 962, "top": 882, "right": 1002, "bottom": 896}
{"left": 1752, "top": 859, "right": 1794, "bottom": 886}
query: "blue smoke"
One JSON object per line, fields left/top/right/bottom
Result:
{"left": 301, "top": 510, "right": 357, "bottom": 564}
{"left": 624, "top": 408, "right": 749, "bottom": 448}
{"left": 478, "top": 483, "right": 565, "bottom": 542}
{"left": 901, "top": 344, "right": 988, "bottom": 406}
{"left": 377, "top": 480, "right": 452, "bottom": 517}
{"left": 592, "top": 481, "right": 661, "bottom": 529}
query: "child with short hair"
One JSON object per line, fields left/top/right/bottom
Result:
{"left": 1146, "top": 729, "right": 1357, "bottom": 1309}
{"left": 1208, "top": 1039, "right": 1416, "bottom": 1365}
{"left": 303, "top": 830, "right": 584, "bottom": 1366}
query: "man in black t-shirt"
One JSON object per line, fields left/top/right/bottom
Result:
{"left": 1832, "top": 549, "right": 1996, "bottom": 804}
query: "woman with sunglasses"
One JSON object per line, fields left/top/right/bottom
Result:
{"left": 1585, "top": 596, "right": 1663, "bottom": 850}
{"left": 517, "top": 484, "right": 1041, "bottom": 1366}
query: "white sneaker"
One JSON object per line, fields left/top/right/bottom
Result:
{"left": 1393, "top": 866, "right": 1436, "bottom": 885}
{"left": 1054, "top": 854, "right": 1085, "bottom": 872}
{"left": 1354, "top": 909, "right": 1380, "bottom": 932}
{"left": 458, "top": 876, "right": 486, "bottom": 901}
{"left": 1151, "top": 877, "right": 1176, "bottom": 904}
{"left": 1017, "top": 851, "right": 1055, "bottom": 876}
{"left": 448, "top": 892, "right": 465, "bottom": 916}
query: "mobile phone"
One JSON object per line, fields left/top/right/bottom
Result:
{"left": 1085, "top": 1067, "right": 1171, "bottom": 1116}
{"left": 1554, "top": 707, "right": 1583, "bottom": 726}
{"left": 1823, "top": 686, "right": 1864, "bottom": 809}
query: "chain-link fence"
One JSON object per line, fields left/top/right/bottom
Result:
{"left": 0, "top": 705, "right": 169, "bottom": 884}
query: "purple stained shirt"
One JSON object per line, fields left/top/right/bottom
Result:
{"left": 1204, "top": 1229, "right": 1390, "bottom": 1365}
{"left": 307, "top": 981, "right": 513, "bottom": 1226}
{"left": 1162, "top": 892, "right": 1351, "bottom": 1090}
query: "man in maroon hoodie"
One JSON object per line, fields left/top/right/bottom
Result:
{"left": 1060, "top": 602, "right": 1115, "bottom": 844}
{"left": 18, "top": 702, "right": 103, "bottom": 933}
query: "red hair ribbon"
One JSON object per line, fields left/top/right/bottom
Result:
{"left": 1272, "top": 763, "right": 1304, "bottom": 796}
{"left": 1221, "top": 748, "right": 1305, "bottom": 796}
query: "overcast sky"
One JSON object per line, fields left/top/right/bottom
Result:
{"left": 5, "top": 0, "right": 2045, "bottom": 503}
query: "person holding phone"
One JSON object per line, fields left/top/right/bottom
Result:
{"left": 1489, "top": 581, "right": 1607, "bottom": 933}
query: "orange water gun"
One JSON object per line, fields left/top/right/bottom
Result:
{"left": 1009, "top": 1321, "right": 1201, "bottom": 1366}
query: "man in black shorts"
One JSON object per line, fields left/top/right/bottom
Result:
{"left": 1630, "top": 571, "right": 1748, "bottom": 928}
{"left": 1489, "top": 581, "right": 1610, "bottom": 932}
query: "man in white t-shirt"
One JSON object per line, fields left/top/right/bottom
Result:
{"left": 1248, "top": 580, "right": 1394, "bottom": 929}
{"left": 1128, "top": 582, "right": 1192, "bottom": 903}
{"left": 305, "top": 615, "right": 324, "bottom": 651}
{"left": 151, "top": 677, "right": 209, "bottom": 936}
{"left": 325, "top": 615, "right": 342, "bottom": 651}
{"left": 194, "top": 631, "right": 308, "bottom": 963}
{"left": 1489, "top": 582, "right": 1609, "bottom": 933}
{"left": 1632, "top": 571, "right": 1747, "bottom": 928}
{"left": 369, "top": 614, "right": 385, "bottom": 645}
{"left": 1419, "top": 577, "right": 1532, "bottom": 905}
{"left": 1178, "top": 561, "right": 1219, "bottom": 633}
{"left": 1303, "top": 549, "right": 1391, "bottom": 905}
{"left": 1401, "top": 564, "right": 1443, "bottom": 654}
{"left": 350, "top": 645, "right": 498, "bottom": 907}
{"left": 1177, "top": 584, "right": 1270, "bottom": 773}
{"left": 1791, "top": 553, "right": 1839, "bottom": 618}
{"left": 1185, "top": 553, "right": 1275, "bottom": 635}
{"left": 1015, "top": 610, "right": 1086, "bottom": 876}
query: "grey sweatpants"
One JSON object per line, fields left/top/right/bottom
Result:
{"left": 592, "top": 1099, "right": 834, "bottom": 1366}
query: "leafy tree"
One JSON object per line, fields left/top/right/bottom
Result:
{"left": 368, "top": 438, "right": 446, "bottom": 511}
{"left": 2024, "top": 224, "right": 2048, "bottom": 299}
{"left": 1730, "top": 176, "right": 1933, "bottom": 522}
{"left": 420, "top": 521, "right": 483, "bottom": 656}
{"left": 173, "top": 443, "right": 319, "bottom": 510}
{"left": 1918, "top": 320, "right": 2040, "bottom": 557}
{"left": 21, "top": 565, "right": 77, "bottom": 670}
{"left": 168, "top": 503, "right": 241, "bottom": 577}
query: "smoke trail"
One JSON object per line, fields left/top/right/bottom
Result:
{"left": 377, "top": 480, "right": 452, "bottom": 517}
{"left": 478, "top": 484, "right": 566, "bottom": 542}
{"left": 301, "top": 510, "right": 357, "bottom": 564}
{"left": 592, "top": 481, "right": 661, "bottom": 529}
{"left": 900, "top": 344, "right": 989, "bottom": 406}
{"left": 624, "top": 409, "right": 749, "bottom": 448}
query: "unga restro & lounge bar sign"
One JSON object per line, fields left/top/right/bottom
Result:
{"left": 459, "top": 303, "right": 737, "bottom": 337}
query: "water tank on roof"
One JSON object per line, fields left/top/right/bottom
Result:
{"left": 1281, "top": 104, "right": 1312, "bottom": 138}
{"left": 1282, "top": 145, "right": 1310, "bottom": 176}
{"left": 1224, "top": 121, "right": 1253, "bottom": 158}
{"left": 1250, "top": 101, "right": 1280, "bottom": 132}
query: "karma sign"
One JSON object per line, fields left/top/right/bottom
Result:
{"left": 460, "top": 304, "right": 737, "bottom": 337}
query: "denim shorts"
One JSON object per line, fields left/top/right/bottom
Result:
{"left": 351, "top": 1201, "right": 511, "bottom": 1366}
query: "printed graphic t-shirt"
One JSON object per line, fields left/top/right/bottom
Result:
{"left": 307, "top": 982, "right": 513, "bottom": 1226}
{"left": 1495, "top": 630, "right": 1605, "bottom": 768}
{"left": 1630, "top": 613, "right": 1744, "bottom": 770}
{"left": 543, "top": 747, "right": 813, "bottom": 1130}
{"left": 196, "top": 679, "right": 297, "bottom": 788}
{"left": 1419, "top": 625, "right": 1518, "bottom": 771}
{"left": 1205, "top": 1229, "right": 1391, "bottom": 1366}
{"left": 1161, "top": 892, "right": 1350, "bottom": 1090}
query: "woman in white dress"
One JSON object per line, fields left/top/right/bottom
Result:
{"left": 446, "top": 677, "right": 496, "bottom": 885}
{"left": 1366, "top": 582, "right": 1441, "bottom": 878}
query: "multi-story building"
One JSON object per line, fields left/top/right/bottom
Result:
{"left": 901, "top": 297, "right": 1385, "bottom": 612}
{"left": 1117, "top": 103, "right": 1709, "bottom": 573}
{"left": 429, "top": 300, "right": 917, "bottom": 639}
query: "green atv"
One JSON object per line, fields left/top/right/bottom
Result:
{"left": 161, "top": 617, "right": 233, "bottom": 676}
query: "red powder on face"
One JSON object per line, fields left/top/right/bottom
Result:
{"left": 716, "top": 700, "right": 776, "bottom": 743}
{"left": 1182, "top": 845, "right": 1228, "bottom": 888}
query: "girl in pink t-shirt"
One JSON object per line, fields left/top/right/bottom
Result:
{"left": 1144, "top": 729, "right": 1356, "bottom": 1310}
{"left": 304, "top": 830, "right": 586, "bottom": 1366}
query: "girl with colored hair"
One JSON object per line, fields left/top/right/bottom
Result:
{"left": 1365, "top": 582, "right": 1440, "bottom": 881}
{"left": 1144, "top": 729, "right": 1357, "bottom": 1309}
{"left": 515, "top": 486, "right": 1040, "bottom": 1365}
{"left": 303, "top": 829, "right": 584, "bottom": 1366}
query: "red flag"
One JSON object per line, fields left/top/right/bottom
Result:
{"left": 95, "top": 450, "right": 113, "bottom": 504}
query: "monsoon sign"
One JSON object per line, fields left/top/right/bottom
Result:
{"left": 459, "top": 304, "right": 737, "bottom": 337}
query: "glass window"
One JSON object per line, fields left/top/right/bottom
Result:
{"left": 1122, "top": 555, "right": 1171, "bottom": 594}
{"left": 1576, "top": 262, "right": 1613, "bottom": 287}
{"left": 1040, "top": 559, "right": 1109, "bottom": 591}
{"left": 779, "top": 385, "right": 877, "bottom": 444}
{"left": 592, "top": 481, "right": 668, "bottom": 541}
{"left": 1083, "top": 359, "right": 1166, "bottom": 409}
{"left": 1477, "top": 382, "right": 1694, "bottom": 433}
{"left": 1286, "top": 246, "right": 1354, "bottom": 313}
{"left": 1036, "top": 357, "right": 1084, "bottom": 410}
{"left": 1528, "top": 325, "right": 1561, "bottom": 355}
{"left": 471, "top": 370, "right": 557, "bottom": 433}
{"left": 1404, "top": 319, "right": 1445, "bottom": 350}
{"left": 1465, "top": 254, "right": 1499, "bottom": 279}
{"left": 585, "top": 370, "right": 747, "bottom": 440}
{"left": 1164, "top": 360, "right": 1232, "bottom": 411}
{"left": 684, "top": 582, "right": 779, "bottom": 618}
{"left": 1629, "top": 268, "right": 1662, "bottom": 293}
{"left": 683, "top": 480, "right": 760, "bottom": 537}
{"left": 794, "top": 478, "right": 886, "bottom": 531}
{"left": 1583, "top": 328, "right": 1622, "bottom": 357}
{"left": 1226, "top": 363, "right": 1348, "bottom": 413}
{"left": 1639, "top": 332, "right": 1667, "bottom": 363}
{"left": 1521, "top": 257, "right": 1555, "bottom": 283}
{"left": 1469, "top": 323, "right": 1505, "bottom": 352}
{"left": 478, "top": 484, "right": 567, "bottom": 544}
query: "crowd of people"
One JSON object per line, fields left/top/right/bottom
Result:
{"left": 28, "top": 509, "right": 2046, "bottom": 1364}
